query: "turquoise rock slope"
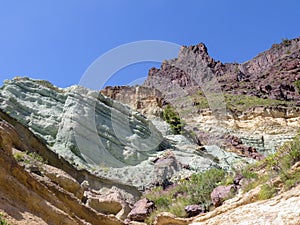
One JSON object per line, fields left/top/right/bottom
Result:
{"left": 0, "top": 77, "right": 251, "bottom": 189}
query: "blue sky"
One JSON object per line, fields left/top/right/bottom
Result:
{"left": 1, "top": 0, "right": 300, "bottom": 89}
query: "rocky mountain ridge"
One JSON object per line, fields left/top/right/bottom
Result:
{"left": 102, "top": 38, "right": 300, "bottom": 158}
{"left": 1, "top": 37, "right": 300, "bottom": 225}
{"left": 144, "top": 37, "right": 300, "bottom": 103}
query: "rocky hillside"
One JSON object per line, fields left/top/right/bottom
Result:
{"left": 0, "top": 77, "right": 254, "bottom": 224}
{"left": 144, "top": 37, "right": 300, "bottom": 103}
{"left": 103, "top": 38, "right": 300, "bottom": 158}
{"left": 0, "top": 109, "right": 125, "bottom": 225}
{"left": 1, "top": 37, "right": 300, "bottom": 225}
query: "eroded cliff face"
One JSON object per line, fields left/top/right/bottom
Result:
{"left": 140, "top": 37, "right": 300, "bottom": 156}
{"left": 0, "top": 78, "right": 250, "bottom": 192}
{"left": 0, "top": 110, "right": 125, "bottom": 225}
{"left": 100, "top": 86, "right": 164, "bottom": 117}
{"left": 183, "top": 106, "right": 300, "bottom": 155}
{"left": 144, "top": 37, "right": 300, "bottom": 102}
{"left": 0, "top": 78, "right": 256, "bottom": 224}
{"left": 1, "top": 37, "right": 300, "bottom": 225}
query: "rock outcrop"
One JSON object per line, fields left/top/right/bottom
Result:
{"left": 0, "top": 110, "right": 125, "bottom": 225}
{"left": 144, "top": 37, "right": 300, "bottom": 103}
{"left": 127, "top": 198, "right": 155, "bottom": 222}
{"left": 101, "top": 85, "right": 164, "bottom": 117}
{"left": 0, "top": 77, "right": 251, "bottom": 192}
{"left": 184, "top": 205, "right": 205, "bottom": 218}
{"left": 100, "top": 38, "right": 300, "bottom": 159}
{"left": 2, "top": 37, "right": 300, "bottom": 225}
{"left": 154, "top": 183, "right": 300, "bottom": 225}
{"left": 210, "top": 185, "right": 235, "bottom": 207}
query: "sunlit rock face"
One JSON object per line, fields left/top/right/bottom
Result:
{"left": 0, "top": 77, "right": 250, "bottom": 189}
{"left": 101, "top": 85, "right": 164, "bottom": 117}
{"left": 0, "top": 77, "right": 165, "bottom": 166}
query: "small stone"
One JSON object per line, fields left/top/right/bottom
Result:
{"left": 184, "top": 204, "right": 204, "bottom": 217}
{"left": 127, "top": 198, "right": 155, "bottom": 222}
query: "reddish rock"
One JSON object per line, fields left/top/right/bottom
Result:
{"left": 184, "top": 204, "right": 205, "bottom": 217}
{"left": 144, "top": 37, "right": 300, "bottom": 103}
{"left": 233, "top": 174, "right": 244, "bottom": 186}
{"left": 127, "top": 198, "right": 155, "bottom": 222}
{"left": 211, "top": 185, "right": 236, "bottom": 207}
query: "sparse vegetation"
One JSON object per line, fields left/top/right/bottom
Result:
{"left": 0, "top": 213, "right": 9, "bottom": 225}
{"left": 258, "top": 184, "right": 277, "bottom": 200}
{"left": 35, "top": 80, "right": 63, "bottom": 93}
{"left": 294, "top": 80, "right": 300, "bottom": 93}
{"left": 13, "top": 151, "right": 46, "bottom": 164}
{"left": 239, "top": 134, "right": 300, "bottom": 198}
{"left": 191, "top": 93, "right": 293, "bottom": 112}
{"left": 13, "top": 152, "right": 26, "bottom": 162}
{"left": 224, "top": 94, "right": 293, "bottom": 111}
{"left": 28, "top": 152, "right": 44, "bottom": 163}
{"left": 144, "top": 168, "right": 226, "bottom": 224}
{"left": 282, "top": 38, "right": 292, "bottom": 47}
{"left": 168, "top": 92, "right": 293, "bottom": 117}
{"left": 143, "top": 133, "right": 300, "bottom": 223}
{"left": 163, "top": 105, "right": 184, "bottom": 134}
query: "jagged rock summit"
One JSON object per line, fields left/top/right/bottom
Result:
{"left": 144, "top": 37, "right": 300, "bottom": 103}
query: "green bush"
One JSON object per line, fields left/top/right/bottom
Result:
{"left": 13, "top": 152, "right": 25, "bottom": 162}
{"left": 144, "top": 168, "right": 226, "bottom": 224}
{"left": 0, "top": 213, "right": 9, "bottom": 225}
{"left": 163, "top": 105, "right": 183, "bottom": 134}
{"left": 294, "top": 80, "right": 300, "bottom": 93}
{"left": 241, "top": 134, "right": 300, "bottom": 194}
{"left": 258, "top": 184, "right": 276, "bottom": 200}
{"left": 28, "top": 152, "right": 44, "bottom": 163}
{"left": 13, "top": 151, "right": 46, "bottom": 164}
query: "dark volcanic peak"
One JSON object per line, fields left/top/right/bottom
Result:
{"left": 183, "top": 42, "right": 208, "bottom": 55}
{"left": 144, "top": 37, "right": 300, "bottom": 104}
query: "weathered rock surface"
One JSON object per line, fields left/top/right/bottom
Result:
{"left": 140, "top": 37, "right": 300, "bottom": 157}
{"left": 0, "top": 77, "right": 165, "bottom": 168}
{"left": 184, "top": 205, "right": 205, "bottom": 218}
{"left": 210, "top": 185, "right": 235, "bottom": 207}
{"left": 42, "top": 164, "right": 84, "bottom": 200}
{"left": 0, "top": 110, "right": 125, "bottom": 225}
{"left": 0, "top": 78, "right": 251, "bottom": 191}
{"left": 144, "top": 37, "right": 300, "bottom": 103}
{"left": 185, "top": 107, "right": 300, "bottom": 155}
{"left": 155, "top": 182, "right": 300, "bottom": 225}
{"left": 101, "top": 85, "right": 164, "bottom": 117}
{"left": 127, "top": 198, "right": 155, "bottom": 222}
{"left": 85, "top": 186, "right": 132, "bottom": 220}
{"left": 191, "top": 185, "right": 300, "bottom": 225}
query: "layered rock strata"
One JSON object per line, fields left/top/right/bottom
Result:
{"left": 0, "top": 78, "right": 250, "bottom": 191}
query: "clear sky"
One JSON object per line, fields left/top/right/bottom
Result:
{"left": 1, "top": 0, "right": 300, "bottom": 88}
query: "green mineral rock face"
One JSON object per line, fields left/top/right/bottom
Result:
{"left": 0, "top": 77, "right": 251, "bottom": 189}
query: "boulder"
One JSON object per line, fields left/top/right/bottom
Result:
{"left": 85, "top": 187, "right": 131, "bottom": 220}
{"left": 184, "top": 205, "right": 205, "bottom": 217}
{"left": 211, "top": 185, "right": 235, "bottom": 207}
{"left": 233, "top": 174, "right": 244, "bottom": 187}
{"left": 127, "top": 198, "right": 155, "bottom": 222}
